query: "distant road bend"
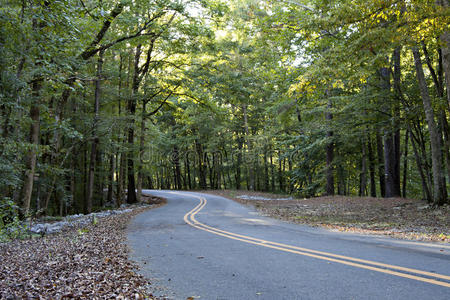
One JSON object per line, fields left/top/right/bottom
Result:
{"left": 128, "top": 190, "right": 450, "bottom": 299}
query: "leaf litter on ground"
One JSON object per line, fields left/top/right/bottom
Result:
{"left": 0, "top": 196, "right": 167, "bottom": 299}
{"left": 204, "top": 190, "right": 449, "bottom": 243}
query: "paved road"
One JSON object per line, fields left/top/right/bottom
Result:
{"left": 127, "top": 190, "right": 450, "bottom": 299}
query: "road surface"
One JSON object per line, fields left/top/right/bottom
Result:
{"left": 127, "top": 190, "right": 450, "bottom": 299}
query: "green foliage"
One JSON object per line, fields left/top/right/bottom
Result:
{"left": 0, "top": 198, "right": 27, "bottom": 242}
{"left": 1, "top": 0, "right": 449, "bottom": 217}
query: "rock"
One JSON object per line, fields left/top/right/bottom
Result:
{"left": 417, "top": 205, "right": 430, "bottom": 210}
{"left": 28, "top": 207, "right": 138, "bottom": 235}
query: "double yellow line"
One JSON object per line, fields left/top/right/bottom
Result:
{"left": 181, "top": 194, "right": 450, "bottom": 288}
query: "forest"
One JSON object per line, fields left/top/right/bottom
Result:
{"left": 0, "top": 0, "right": 449, "bottom": 223}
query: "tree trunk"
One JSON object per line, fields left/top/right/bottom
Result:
{"left": 412, "top": 47, "right": 447, "bottom": 205}
{"left": 359, "top": 139, "right": 367, "bottom": 197}
{"left": 137, "top": 101, "right": 147, "bottom": 202}
{"left": 107, "top": 153, "right": 114, "bottom": 204}
{"left": 326, "top": 96, "right": 334, "bottom": 195}
{"left": 196, "top": 140, "right": 207, "bottom": 189}
{"left": 186, "top": 151, "right": 192, "bottom": 189}
{"left": 438, "top": 0, "right": 450, "bottom": 108}
{"left": 173, "top": 145, "right": 182, "bottom": 190}
{"left": 423, "top": 41, "right": 450, "bottom": 190}
{"left": 87, "top": 50, "right": 103, "bottom": 213}
{"left": 282, "top": 158, "right": 287, "bottom": 192}
{"left": 367, "top": 135, "right": 377, "bottom": 197}
{"left": 270, "top": 151, "right": 275, "bottom": 192}
{"left": 83, "top": 142, "right": 88, "bottom": 213}
{"left": 127, "top": 46, "right": 141, "bottom": 204}
{"left": 392, "top": 48, "right": 402, "bottom": 196}
{"left": 264, "top": 148, "right": 269, "bottom": 192}
{"left": 288, "top": 158, "right": 293, "bottom": 193}
{"left": 402, "top": 130, "right": 409, "bottom": 198}
{"left": 278, "top": 153, "right": 284, "bottom": 192}
{"left": 243, "top": 105, "right": 254, "bottom": 190}
{"left": 22, "top": 83, "right": 41, "bottom": 215}
{"left": 376, "top": 132, "right": 386, "bottom": 197}
{"left": 380, "top": 66, "right": 400, "bottom": 198}
{"left": 410, "top": 128, "right": 432, "bottom": 202}
{"left": 441, "top": 114, "right": 450, "bottom": 184}
{"left": 226, "top": 150, "right": 232, "bottom": 189}
{"left": 337, "top": 165, "right": 346, "bottom": 195}
{"left": 236, "top": 137, "right": 242, "bottom": 190}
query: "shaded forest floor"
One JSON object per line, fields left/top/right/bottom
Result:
{"left": 204, "top": 190, "right": 450, "bottom": 243}
{"left": 0, "top": 196, "right": 166, "bottom": 299}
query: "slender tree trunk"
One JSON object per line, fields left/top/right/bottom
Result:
{"left": 442, "top": 114, "right": 450, "bottom": 183}
{"left": 243, "top": 105, "right": 254, "bottom": 190}
{"left": 282, "top": 158, "right": 287, "bottom": 192}
{"left": 392, "top": 48, "right": 402, "bottom": 196}
{"left": 22, "top": 82, "right": 40, "bottom": 214}
{"left": 195, "top": 140, "right": 207, "bottom": 189}
{"left": 215, "top": 153, "right": 220, "bottom": 189}
{"left": 107, "top": 153, "right": 114, "bottom": 204}
{"left": 270, "top": 151, "right": 275, "bottom": 192}
{"left": 278, "top": 153, "right": 284, "bottom": 192}
{"left": 288, "top": 158, "right": 293, "bottom": 193}
{"left": 337, "top": 165, "right": 346, "bottom": 195}
{"left": 137, "top": 101, "right": 146, "bottom": 202}
{"left": 380, "top": 67, "right": 400, "bottom": 197}
{"left": 264, "top": 148, "right": 269, "bottom": 192}
{"left": 412, "top": 47, "right": 447, "bottom": 205}
{"left": 376, "top": 132, "right": 386, "bottom": 197}
{"left": 173, "top": 145, "right": 182, "bottom": 190}
{"left": 205, "top": 153, "right": 213, "bottom": 189}
{"left": 186, "top": 152, "right": 192, "bottom": 189}
{"left": 236, "top": 138, "right": 242, "bottom": 190}
{"left": 116, "top": 53, "right": 124, "bottom": 206}
{"left": 96, "top": 149, "right": 104, "bottom": 207}
{"left": 127, "top": 46, "right": 141, "bottom": 204}
{"left": 410, "top": 128, "right": 432, "bottom": 202}
{"left": 402, "top": 130, "right": 409, "bottom": 198}
{"left": 438, "top": 0, "right": 450, "bottom": 108}
{"left": 225, "top": 150, "right": 232, "bottom": 189}
{"left": 117, "top": 149, "right": 126, "bottom": 207}
{"left": 326, "top": 96, "right": 334, "bottom": 195}
{"left": 367, "top": 135, "right": 377, "bottom": 197}
{"left": 359, "top": 139, "right": 367, "bottom": 196}
{"left": 83, "top": 142, "right": 88, "bottom": 213}
{"left": 87, "top": 50, "right": 103, "bottom": 213}
{"left": 70, "top": 155, "right": 76, "bottom": 213}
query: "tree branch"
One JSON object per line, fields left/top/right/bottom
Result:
{"left": 79, "top": 3, "right": 124, "bottom": 60}
{"left": 146, "top": 84, "right": 182, "bottom": 117}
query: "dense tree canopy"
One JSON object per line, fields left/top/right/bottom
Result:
{"left": 0, "top": 0, "right": 449, "bottom": 223}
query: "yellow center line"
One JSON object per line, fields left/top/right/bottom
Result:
{"left": 178, "top": 193, "right": 450, "bottom": 288}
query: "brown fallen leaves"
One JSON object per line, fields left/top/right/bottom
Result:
{"left": 204, "top": 190, "right": 450, "bottom": 243}
{"left": 0, "top": 205, "right": 164, "bottom": 299}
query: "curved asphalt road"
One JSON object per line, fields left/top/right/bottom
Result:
{"left": 127, "top": 190, "right": 450, "bottom": 299}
